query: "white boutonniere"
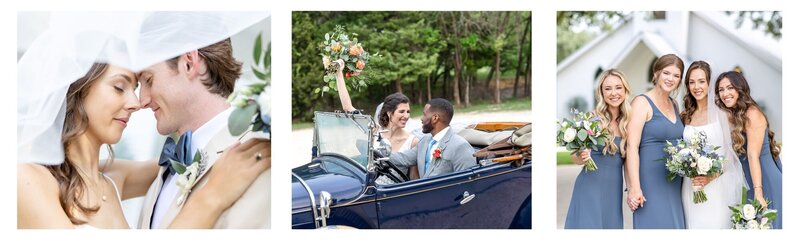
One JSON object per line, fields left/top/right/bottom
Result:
{"left": 170, "top": 150, "right": 207, "bottom": 206}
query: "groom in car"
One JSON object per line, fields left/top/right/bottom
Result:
{"left": 388, "top": 98, "right": 476, "bottom": 178}
{"left": 135, "top": 37, "right": 271, "bottom": 229}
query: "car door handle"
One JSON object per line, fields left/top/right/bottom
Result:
{"left": 460, "top": 191, "right": 476, "bottom": 205}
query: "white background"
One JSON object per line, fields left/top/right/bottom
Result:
{"left": 2, "top": 0, "right": 794, "bottom": 239}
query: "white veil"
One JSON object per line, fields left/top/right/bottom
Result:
{"left": 18, "top": 12, "right": 269, "bottom": 164}
{"left": 707, "top": 70, "right": 749, "bottom": 201}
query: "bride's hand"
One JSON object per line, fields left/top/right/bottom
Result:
{"left": 692, "top": 176, "right": 709, "bottom": 187}
{"left": 200, "top": 139, "right": 271, "bottom": 210}
{"left": 334, "top": 59, "right": 345, "bottom": 74}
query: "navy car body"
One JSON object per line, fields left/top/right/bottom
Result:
{"left": 292, "top": 112, "right": 531, "bottom": 229}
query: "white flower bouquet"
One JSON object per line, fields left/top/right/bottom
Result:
{"left": 556, "top": 109, "right": 610, "bottom": 172}
{"left": 662, "top": 131, "right": 724, "bottom": 203}
{"left": 730, "top": 187, "right": 778, "bottom": 229}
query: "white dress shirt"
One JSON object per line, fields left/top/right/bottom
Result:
{"left": 151, "top": 107, "right": 234, "bottom": 228}
{"left": 429, "top": 126, "right": 450, "bottom": 162}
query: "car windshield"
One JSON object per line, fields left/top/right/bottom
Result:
{"left": 314, "top": 112, "right": 372, "bottom": 169}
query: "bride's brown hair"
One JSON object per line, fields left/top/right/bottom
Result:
{"left": 46, "top": 63, "right": 116, "bottom": 224}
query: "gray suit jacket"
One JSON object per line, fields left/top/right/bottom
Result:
{"left": 389, "top": 128, "right": 476, "bottom": 178}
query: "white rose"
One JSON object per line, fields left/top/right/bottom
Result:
{"left": 697, "top": 156, "right": 712, "bottom": 175}
{"left": 563, "top": 128, "right": 577, "bottom": 143}
{"left": 747, "top": 219, "right": 760, "bottom": 229}
{"left": 743, "top": 204, "right": 757, "bottom": 220}
{"left": 258, "top": 87, "right": 271, "bottom": 125}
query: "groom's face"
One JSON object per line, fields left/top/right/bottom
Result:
{"left": 137, "top": 61, "right": 191, "bottom": 135}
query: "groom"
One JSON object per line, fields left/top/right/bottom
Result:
{"left": 136, "top": 38, "right": 271, "bottom": 229}
{"left": 388, "top": 98, "right": 476, "bottom": 178}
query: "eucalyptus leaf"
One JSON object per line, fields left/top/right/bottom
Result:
{"left": 228, "top": 103, "right": 258, "bottom": 136}
{"left": 253, "top": 67, "right": 267, "bottom": 80}
{"left": 253, "top": 33, "right": 263, "bottom": 64}
{"left": 577, "top": 129, "right": 588, "bottom": 141}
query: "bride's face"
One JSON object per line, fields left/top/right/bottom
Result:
{"left": 84, "top": 65, "right": 140, "bottom": 144}
{"left": 601, "top": 75, "right": 625, "bottom": 108}
{"left": 390, "top": 103, "right": 411, "bottom": 128}
{"left": 687, "top": 68, "right": 709, "bottom": 102}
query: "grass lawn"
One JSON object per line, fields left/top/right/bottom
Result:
{"left": 293, "top": 97, "right": 531, "bottom": 130}
{"left": 557, "top": 151, "right": 575, "bottom": 165}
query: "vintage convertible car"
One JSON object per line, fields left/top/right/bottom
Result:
{"left": 291, "top": 111, "right": 531, "bottom": 229}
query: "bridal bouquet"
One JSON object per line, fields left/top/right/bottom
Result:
{"left": 730, "top": 187, "right": 778, "bottom": 229}
{"left": 316, "top": 25, "right": 372, "bottom": 96}
{"left": 556, "top": 109, "right": 610, "bottom": 172}
{"left": 228, "top": 32, "right": 270, "bottom": 137}
{"left": 662, "top": 131, "right": 723, "bottom": 203}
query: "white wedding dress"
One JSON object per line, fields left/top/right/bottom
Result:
{"left": 682, "top": 122, "right": 742, "bottom": 229}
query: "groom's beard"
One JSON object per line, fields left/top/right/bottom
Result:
{"left": 422, "top": 121, "right": 433, "bottom": 134}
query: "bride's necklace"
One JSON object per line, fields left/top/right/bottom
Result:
{"left": 76, "top": 167, "right": 107, "bottom": 203}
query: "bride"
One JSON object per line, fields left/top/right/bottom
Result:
{"left": 329, "top": 59, "right": 420, "bottom": 181}
{"left": 679, "top": 61, "right": 747, "bottom": 228}
{"left": 17, "top": 12, "right": 270, "bottom": 228}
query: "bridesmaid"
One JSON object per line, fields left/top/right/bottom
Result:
{"left": 564, "top": 69, "right": 631, "bottom": 229}
{"left": 626, "top": 54, "right": 686, "bottom": 229}
{"left": 715, "top": 71, "right": 782, "bottom": 229}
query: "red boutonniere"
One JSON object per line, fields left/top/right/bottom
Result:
{"left": 433, "top": 147, "right": 443, "bottom": 161}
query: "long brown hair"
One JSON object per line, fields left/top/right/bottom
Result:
{"left": 594, "top": 69, "right": 631, "bottom": 156}
{"left": 681, "top": 61, "right": 711, "bottom": 124}
{"left": 714, "top": 71, "right": 780, "bottom": 160}
{"left": 46, "top": 63, "right": 116, "bottom": 224}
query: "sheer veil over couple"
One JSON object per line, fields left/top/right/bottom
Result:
{"left": 17, "top": 12, "right": 271, "bottom": 229}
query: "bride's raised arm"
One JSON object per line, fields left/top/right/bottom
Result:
{"left": 332, "top": 59, "right": 357, "bottom": 112}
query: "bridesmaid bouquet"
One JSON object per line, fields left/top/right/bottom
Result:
{"left": 316, "top": 25, "right": 372, "bottom": 96}
{"left": 662, "top": 131, "right": 724, "bottom": 203}
{"left": 556, "top": 109, "right": 610, "bottom": 172}
{"left": 730, "top": 187, "right": 778, "bottom": 229}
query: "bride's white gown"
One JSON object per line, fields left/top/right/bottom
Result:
{"left": 682, "top": 123, "right": 740, "bottom": 229}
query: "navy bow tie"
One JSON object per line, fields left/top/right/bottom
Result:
{"left": 158, "top": 131, "right": 193, "bottom": 176}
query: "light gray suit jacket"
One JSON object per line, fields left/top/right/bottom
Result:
{"left": 389, "top": 128, "right": 476, "bottom": 178}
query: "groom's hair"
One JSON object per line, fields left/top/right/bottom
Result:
{"left": 428, "top": 98, "right": 454, "bottom": 125}
{"left": 167, "top": 38, "right": 242, "bottom": 98}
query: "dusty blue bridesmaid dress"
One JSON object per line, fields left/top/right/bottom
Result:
{"left": 740, "top": 128, "right": 782, "bottom": 229}
{"left": 632, "top": 95, "right": 685, "bottom": 229}
{"left": 565, "top": 137, "right": 623, "bottom": 229}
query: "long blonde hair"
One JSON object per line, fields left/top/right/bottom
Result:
{"left": 594, "top": 69, "right": 632, "bottom": 156}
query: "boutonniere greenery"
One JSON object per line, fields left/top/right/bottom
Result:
{"left": 171, "top": 150, "right": 207, "bottom": 206}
